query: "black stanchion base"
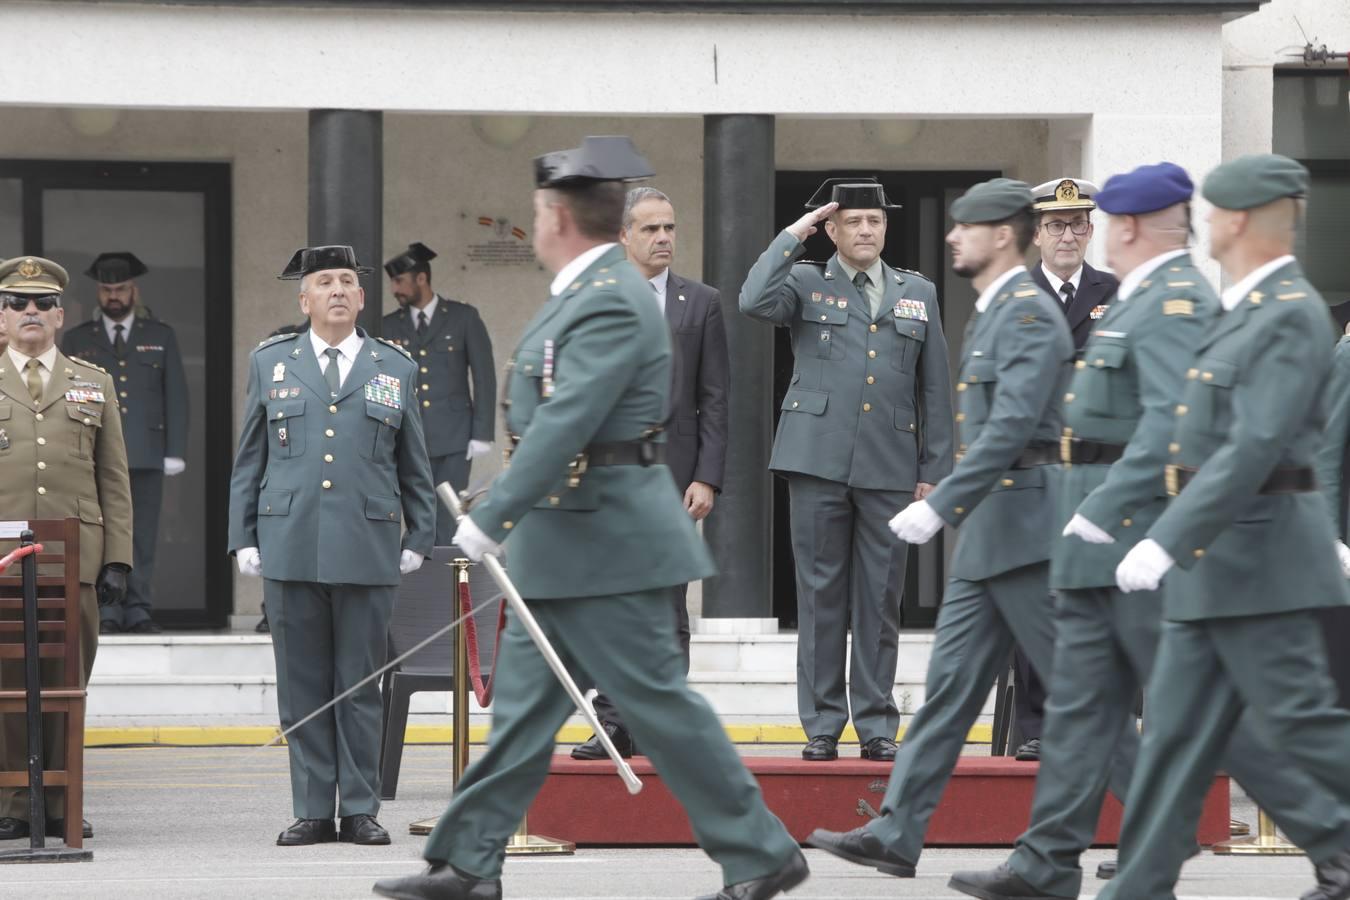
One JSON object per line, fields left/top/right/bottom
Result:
{"left": 0, "top": 845, "right": 93, "bottom": 864}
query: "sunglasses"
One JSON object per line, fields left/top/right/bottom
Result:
{"left": 1, "top": 293, "right": 61, "bottom": 312}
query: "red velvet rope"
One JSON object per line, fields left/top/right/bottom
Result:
{"left": 458, "top": 575, "right": 507, "bottom": 707}
{"left": 0, "top": 543, "right": 43, "bottom": 575}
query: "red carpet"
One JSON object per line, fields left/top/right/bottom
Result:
{"left": 528, "top": 755, "right": 1229, "bottom": 847}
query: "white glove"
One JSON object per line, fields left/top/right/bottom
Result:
{"left": 453, "top": 515, "right": 502, "bottom": 563}
{"left": 1115, "top": 539, "right": 1176, "bottom": 593}
{"left": 1337, "top": 541, "right": 1350, "bottom": 580}
{"left": 1063, "top": 514, "right": 1115, "bottom": 545}
{"left": 399, "top": 549, "right": 425, "bottom": 575}
{"left": 888, "top": 499, "right": 946, "bottom": 545}
{"left": 236, "top": 547, "right": 262, "bottom": 577}
{"left": 466, "top": 440, "right": 494, "bottom": 461}
{"left": 164, "top": 457, "right": 186, "bottom": 476}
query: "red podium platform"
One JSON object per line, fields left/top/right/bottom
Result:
{"left": 528, "top": 755, "right": 1230, "bottom": 847}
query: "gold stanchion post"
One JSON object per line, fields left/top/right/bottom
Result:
{"left": 506, "top": 815, "right": 575, "bottom": 856}
{"left": 1212, "top": 808, "right": 1304, "bottom": 855}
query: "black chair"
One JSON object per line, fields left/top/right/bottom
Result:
{"left": 378, "top": 546, "right": 505, "bottom": 800}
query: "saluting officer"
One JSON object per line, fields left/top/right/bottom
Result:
{"left": 228, "top": 245, "right": 436, "bottom": 848}
{"left": 382, "top": 242, "right": 496, "bottom": 544}
{"left": 740, "top": 178, "right": 954, "bottom": 763}
{"left": 951, "top": 163, "right": 1350, "bottom": 899}
{"left": 0, "top": 256, "right": 132, "bottom": 841}
{"left": 62, "top": 252, "right": 188, "bottom": 634}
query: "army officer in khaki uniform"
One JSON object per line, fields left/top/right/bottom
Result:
{"left": 740, "top": 178, "right": 954, "bottom": 763}
{"left": 0, "top": 256, "right": 133, "bottom": 842}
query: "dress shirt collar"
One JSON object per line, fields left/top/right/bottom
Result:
{"left": 7, "top": 344, "right": 58, "bottom": 376}
{"left": 410, "top": 295, "right": 438, "bottom": 326}
{"left": 550, "top": 243, "right": 616, "bottom": 297}
{"left": 837, "top": 256, "right": 884, "bottom": 289}
{"left": 1221, "top": 254, "right": 1296, "bottom": 312}
{"left": 1040, "top": 262, "right": 1083, "bottom": 297}
{"left": 308, "top": 327, "right": 364, "bottom": 363}
{"left": 975, "top": 264, "right": 1027, "bottom": 313}
{"left": 648, "top": 267, "right": 670, "bottom": 296}
{"left": 102, "top": 312, "right": 134, "bottom": 344}
{"left": 1116, "top": 248, "right": 1190, "bottom": 302}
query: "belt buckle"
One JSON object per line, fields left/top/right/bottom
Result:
{"left": 567, "top": 452, "right": 590, "bottom": 489}
{"left": 1165, "top": 464, "right": 1179, "bottom": 497}
{"left": 1060, "top": 428, "right": 1073, "bottom": 467}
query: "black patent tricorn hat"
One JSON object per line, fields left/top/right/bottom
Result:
{"left": 805, "top": 177, "right": 901, "bottom": 211}
{"left": 383, "top": 241, "right": 437, "bottom": 278}
{"left": 533, "top": 136, "right": 654, "bottom": 188}
{"left": 85, "top": 251, "right": 148, "bottom": 284}
{"left": 278, "top": 245, "right": 375, "bottom": 281}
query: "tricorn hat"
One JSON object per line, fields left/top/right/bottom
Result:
{"left": 384, "top": 242, "right": 438, "bottom": 278}
{"left": 533, "top": 136, "right": 654, "bottom": 188}
{"left": 85, "top": 251, "right": 148, "bottom": 284}
{"left": 278, "top": 245, "right": 375, "bottom": 281}
{"left": 804, "top": 177, "right": 901, "bottom": 211}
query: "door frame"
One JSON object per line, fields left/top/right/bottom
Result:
{"left": 1, "top": 159, "right": 234, "bottom": 629}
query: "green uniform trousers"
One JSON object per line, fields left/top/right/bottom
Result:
{"left": 1010, "top": 588, "right": 1350, "bottom": 897}
{"left": 266, "top": 579, "right": 394, "bottom": 819}
{"left": 788, "top": 474, "right": 910, "bottom": 743}
{"left": 865, "top": 564, "right": 1137, "bottom": 865}
{"left": 1100, "top": 611, "right": 1350, "bottom": 900}
{"left": 422, "top": 590, "right": 798, "bottom": 886}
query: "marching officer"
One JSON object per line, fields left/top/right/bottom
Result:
{"left": 950, "top": 163, "right": 1350, "bottom": 899}
{"left": 1100, "top": 155, "right": 1350, "bottom": 900}
{"left": 0, "top": 256, "right": 133, "bottom": 841}
{"left": 382, "top": 242, "right": 496, "bottom": 545}
{"left": 228, "top": 245, "right": 436, "bottom": 848}
{"left": 740, "top": 177, "right": 954, "bottom": 763}
{"left": 1316, "top": 322, "right": 1350, "bottom": 709}
{"left": 62, "top": 252, "right": 189, "bottom": 634}
{"left": 806, "top": 179, "right": 1135, "bottom": 880}
{"left": 374, "top": 136, "right": 806, "bottom": 900}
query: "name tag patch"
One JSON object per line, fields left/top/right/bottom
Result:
{"left": 365, "top": 373, "right": 402, "bottom": 408}
{"left": 64, "top": 388, "right": 105, "bottom": 404}
{"left": 893, "top": 298, "right": 928, "bottom": 322}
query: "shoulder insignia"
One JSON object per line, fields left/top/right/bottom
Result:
{"left": 1162, "top": 299, "right": 1194, "bottom": 317}
{"left": 1169, "top": 266, "right": 1183, "bottom": 272}
{"left": 1280, "top": 280, "right": 1294, "bottom": 286}
{"left": 796, "top": 259, "right": 828, "bottom": 269}
{"left": 1249, "top": 291, "right": 1264, "bottom": 305}
{"left": 892, "top": 265, "right": 929, "bottom": 280}
{"left": 1013, "top": 290, "right": 1040, "bottom": 298}
{"left": 1166, "top": 281, "right": 1195, "bottom": 288}
{"left": 1019, "top": 313, "right": 1038, "bottom": 325}
{"left": 1277, "top": 292, "right": 1307, "bottom": 302}
{"left": 375, "top": 336, "right": 413, "bottom": 359}
{"left": 254, "top": 332, "right": 300, "bottom": 351}
{"left": 69, "top": 356, "right": 107, "bottom": 374}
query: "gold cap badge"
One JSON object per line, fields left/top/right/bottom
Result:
{"left": 16, "top": 258, "right": 41, "bottom": 279}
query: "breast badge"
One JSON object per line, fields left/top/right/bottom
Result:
{"left": 893, "top": 299, "right": 929, "bottom": 322}
{"left": 1090, "top": 305, "right": 1109, "bottom": 320}
{"left": 364, "top": 373, "right": 403, "bottom": 409}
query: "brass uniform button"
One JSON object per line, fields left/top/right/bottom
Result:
{"left": 276, "top": 411, "right": 285, "bottom": 419}
{"left": 868, "top": 350, "right": 877, "bottom": 359}
{"left": 322, "top": 480, "right": 332, "bottom": 489}
{"left": 1201, "top": 372, "right": 1213, "bottom": 382}
{"left": 862, "top": 403, "right": 872, "bottom": 412}
{"left": 954, "top": 506, "right": 965, "bottom": 515}
{"left": 791, "top": 401, "right": 799, "bottom": 409}
{"left": 121, "top": 407, "right": 128, "bottom": 414}
{"left": 1175, "top": 404, "right": 1188, "bottom": 416}
{"left": 419, "top": 349, "right": 427, "bottom": 357}
{"left": 34, "top": 412, "right": 43, "bottom": 422}
{"left": 502, "top": 520, "right": 514, "bottom": 530}
{"left": 36, "top": 437, "right": 46, "bottom": 446}
{"left": 1193, "top": 549, "right": 1205, "bottom": 559}
{"left": 37, "top": 486, "right": 46, "bottom": 495}
{"left": 325, "top": 428, "right": 335, "bottom": 437}
{"left": 866, "top": 376, "right": 875, "bottom": 385}
{"left": 324, "top": 454, "right": 334, "bottom": 463}
{"left": 1186, "top": 368, "right": 1198, "bottom": 380}
{"left": 420, "top": 366, "right": 428, "bottom": 374}
{"left": 869, "top": 324, "right": 877, "bottom": 333}
{"left": 549, "top": 496, "right": 560, "bottom": 506}
{"left": 1001, "top": 478, "right": 1014, "bottom": 487}
{"left": 1122, "top": 518, "right": 1133, "bottom": 527}
{"left": 120, "top": 375, "right": 128, "bottom": 383}
{"left": 120, "top": 391, "right": 128, "bottom": 398}
{"left": 423, "top": 400, "right": 430, "bottom": 408}
{"left": 820, "top": 315, "right": 827, "bottom": 321}
{"left": 119, "top": 360, "right": 127, "bottom": 368}
{"left": 37, "top": 462, "right": 46, "bottom": 470}
{"left": 955, "top": 413, "right": 965, "bottom": 422}
{"left": 1169, "top": 442, "right": 1181, "bottom": 454}
{"left": 1064, "top": 393, "right": 1075, "bottom": 403}
{"left": 956, "top": 383, "right": 967, "bottom": 393}
{"left": 83, "top": 418, "right": 91, "bottom": 425}
{"left": 1075, "top": 360, "right": 1086, "bottom": 369}
{"left": 329, "top": 405, "right": 338, "bottom": 414}
{"left": 422, "top": 384, "right": 430, "bottom": 391}
{"left": 1094, "top": 358, "right": 1105, "bottom": 367}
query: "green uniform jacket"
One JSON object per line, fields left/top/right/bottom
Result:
{"left": 0, "top": 351, "right": 134, "bottom": 584}
{"left": 62, "top": 314, "right": 189, "bottom": 470}
{"left": 1315, "top": 333, "right": 1350, "bottom": 538}
{"left": 381, "top": 295, "right": 496, "bottom": 456}
{"left": 467, "top": 246, "right": 713, "bottom": 599}
{"left": 739, "top": 230, "right": 954, "bottom": 491}
{"left": 927, "top": 272, "right": 1073, "bottom": 582}
{"left": 1053, "top": 253, "right": 1219, "bottom": 589}
{"left": 227, "top": 329, "right": 437, "bottom": 585}
{"left": 1149, "top": 260, "right": 1349, "bottom": 620}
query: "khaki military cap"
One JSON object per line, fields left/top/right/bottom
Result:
{"left": 1202, "top": 154, "right": 1309, "bottom": 211}
{"left": 951, "top": 178, "right": 1035, "bottom": 224}
{"left": 0, "top": 256, "right": 69, "bottom": 295}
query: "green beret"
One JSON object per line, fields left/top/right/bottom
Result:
{"left": 1202, "top": 154, "right": 1308, "bottom": 211}
{"left": 951, "top": 178, "right": 1035, "bottom": 224}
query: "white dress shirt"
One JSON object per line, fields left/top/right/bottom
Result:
{"left": 7, "top": 344, "right": 59, "bottom": 391}
{"left": 102, "top": 313, "right": 134, "bottom": 345}
{"left": 549, "top": 243, "right": 616, "bottom": 297}
{"left": 648, "top": 267, "right": 670, "bottom": 314}
{"left": 409, "top": 296, "right": 438, "bottom": 331}
{"left": 1220, "top": 254, "right": 1296, "bottom": 312}
{"left": 309, "top": 328, "right": 365, "bottom": 387}
{"left": 975, "top": 265, "right": 1027, "bottom": 314}
{"left": 1115, "top": 248, "right": 1191, "bottom": 302}
{"left": 1040, "top": 262, "right": 1083, "bottom": 305}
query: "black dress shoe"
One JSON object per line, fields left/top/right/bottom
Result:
{"left": 339, "top": 813, "right": 390, "bottom": 845}
{"left": 1096, "top": 859, "right": 1117, "bottom": 880}
{"left": 45, "top": 818, "right": 93, "bottom": 839}
{"left": 805, "top": 826, "right": 915, "bottom": 877}
{"left": 860, "top": 737, "right": 897, "bottom": 761}
{"left": 125, "top": 619, "right": 162, "bottom": 634}
{"left": 570, "top": 721, "right": 634, "bottom": 760}
{"left": 0, "top": 817, "right": 29, "bottom": 840}
{"left": 1302, "top": 847, "right": 1350, "bottom": 900}
{"left": 949, "top": 863, "right": 1071, "bottom": 899}
{"left": 694, "top": 848, "right": 809, "bottom": 900}
{"left": 276, "top": 818, "right": 336, "bottom": 846}
{"left": 1014, "top": 739, "right": 1041, "bottom": 761}
{"left": 99, "top": 620, "right": 121, "bottom": 635}
{"left": 373, "top": 862, "right": 502, "bottom": 899}
{"left": 801, "top": 734, "right": 838, "bottom": 761}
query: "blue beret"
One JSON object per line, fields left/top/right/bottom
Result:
{"left": 1095, "top": 162, "right": 1194, "bottom": 215}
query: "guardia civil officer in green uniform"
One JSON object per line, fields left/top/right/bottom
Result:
{"left": 228, "top": 245, "right": 436, "bottom": 848}
{"left": 806, "top": 179, "right": 1135, "bottom": 880}
{"left": 740, "top": 178, "right": 954, "bottom": 762}
{"left": 1315, "top": 322, "right": 1350, "bottom": 708}
{"left": 1100, "top": 155, "right": 1350, "bottom": 900}
{"left": 950, "top": 163, "right": 1350, "bottom": 900}
{"left": 373, "top": 137, "right": 806, "bottom": 900}
{"left": 62, "top": 252, "right": 188, "bottom": 634}
{"left": 382, "top": 242, "right": 496, "bottom": 544}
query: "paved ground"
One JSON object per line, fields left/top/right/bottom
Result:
{"left": 0, "top": 745, "right": 1323, "bottom": 899}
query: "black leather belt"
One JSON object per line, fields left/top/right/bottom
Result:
{"left": 1013, "top": 443, "right": 1059, "bottom": 469}
{"left": 1167, "top": 464, "right": 1316, "bottom": 497}
{"left": 584, "top": 440, "right": 667, "bottom": 467}
{"left": 1061, "top": 438, "right": 1127, "bottom": 465}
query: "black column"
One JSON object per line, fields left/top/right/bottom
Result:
{"left": 701, "top": 114, "right": 775, "bottom": 618}
{"left": 308, "top": 109, "right": 383, "bottom": 335}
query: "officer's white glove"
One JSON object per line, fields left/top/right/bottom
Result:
{"left": 453, "top": 516, "right": 502, "bottom": 563}
{"left": 1115, "top": 539, "right": 1175, "bottom": 593}
{"left": 236, "top": 547, "right": 262, "bottom": 577}
{"left": 466, "top": 440, "right": 493, "bottom": 461}
{"left": 1337, "top": 541, "right": 1350, "bottom": 580}
{"left": 889, "top": 499, "right": 946, "bottom": 545}
{"left": 1063, "top": 514, "right": 1115, "bottom": 544}
{"left": 399, "top": 549, "right": 425, "bottom": 575}
{"left": 164, "top": 457, "right": 186, "bottom": 476}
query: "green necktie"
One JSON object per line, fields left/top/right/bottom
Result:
{"left": 323, "top": 347, "right": 342, "bottom": 399}
{"left": 25, "top": 359, "right": 43, "bottom": 404}
{"left": 853, "top": 270, "right": 876, "bottom": 318}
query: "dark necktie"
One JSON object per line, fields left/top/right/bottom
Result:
{"left": 114, "top": 323, "right": 126, "bottom": 355}
{"left": 416, "top": 310, "right": 428, "bottom": 336}
{"left": 324, "top": 347, "right": 342, "bottom": 399}
{"left": 853, "top": 271, "right": 874, "bottom": 317}
{"left": 1060, "top": 282, "right": 1076, "bottom": 308}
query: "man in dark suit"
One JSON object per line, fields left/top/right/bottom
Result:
{"left": 572, "top": 186, "right": 730, "bottom": 760}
